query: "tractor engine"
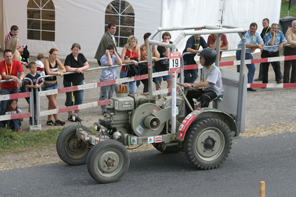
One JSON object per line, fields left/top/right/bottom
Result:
{"left": 99, "top": 92, "right": 165, "bottom": 137}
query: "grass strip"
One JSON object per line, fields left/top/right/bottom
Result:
{"left": 0, "top": 128, "right": 62, "bottom": 154}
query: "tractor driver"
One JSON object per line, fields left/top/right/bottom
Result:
{"left": 182, "top": 48, "right": 223, "bottom": 115}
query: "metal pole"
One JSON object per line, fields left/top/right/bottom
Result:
{"left": 30, "top": 82, "right": 34, "bottom": 126}
{"left": 36, "top": 87, "right": 40, "bottom": 126}
{"left": 25, "top": 78, "right": 34, "bottom": 126}
{"left": 236, "top": 33, "right": 246, "bottom": 135}
{"left": 148, "top": 43, "right": 153, "bottom": 95}
{"left": 171, "top": 71, "right": 177, "bottom": 134}
{"left": 36, "top": 75, "right": 43, "bottom": 126}
{"left": 213, "top": 34, "right": 221, "bottom": 109}
{"left": 215, "top": 34, "right": 221, "bottom": 67}
{"left": 171, "top": 47, "right": 176, "bottom": 134}
{"left": 183, "top": 28, "right": 247, "bottom": 36}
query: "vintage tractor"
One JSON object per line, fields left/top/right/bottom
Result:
{"left": 56, "top": 84, "right": 237, "bottom": 183}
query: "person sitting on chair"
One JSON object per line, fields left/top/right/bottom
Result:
{"left": 182, "top": 48, "right": 223, "bottom": 115}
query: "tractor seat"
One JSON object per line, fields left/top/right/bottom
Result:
{"left": 193, "top": 94, "right": 223, "bottom": 109}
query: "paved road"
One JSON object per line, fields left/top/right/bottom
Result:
{"left": 1, "top": 132, "right": 296, "bottom": 197}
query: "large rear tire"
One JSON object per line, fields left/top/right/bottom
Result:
{"left": 56, "top": 124, "right": 92, "bottom": 165}
{"left": 184, "top": 118, "right": 232, "bottom": 169}
{"left": 87, "top": 140, "right": 130, "bottom": 183}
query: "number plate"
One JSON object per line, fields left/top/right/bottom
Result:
{"left": 169, "top": 52, "right": 181, "bottom": 72}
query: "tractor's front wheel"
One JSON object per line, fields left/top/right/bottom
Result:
{"left": 184, "top": 118, "right": 232, "bottom": 169}
{"left": 87, "top": 140, "right": 130, "bottom": 183}
{"left": 56, "top": 124, "right": 92, "bottom": 165}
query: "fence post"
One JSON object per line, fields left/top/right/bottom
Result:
{"left": 28, "top": 77, "right": 42, "bottom": 131}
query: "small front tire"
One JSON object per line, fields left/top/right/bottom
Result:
{"left": 87, "top": 140, "right": 130, "bottom": 183}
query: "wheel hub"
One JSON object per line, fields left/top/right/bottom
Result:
{"left": 104, "top": 157, "right": 116, "bottom": 169}
{"left": 69, "top": 139, "right": 83, "bottom": 150}
{"left": 203, "top": 136, "right": 216, "bottom": 150}
{"left": 195, "top": 128, "right": 225, "bottom": 161}
{"left": 98, "top": 151, "right": 121, "bottom": 173}
{"left": 66, "top": 136, "right": 88, "bottom": 159}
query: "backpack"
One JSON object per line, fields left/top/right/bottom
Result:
{"left": 22, "top": 45, "right": 30, "bottom": 64}
{"left": 126, "top": 58, "right": 139, "bottom": 77}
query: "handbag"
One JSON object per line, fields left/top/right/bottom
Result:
{"left": 154, "top": 60, "right": 168, "bottom": 72}
{"left": 126, "top": 58, "right": 139, "bottom": 77}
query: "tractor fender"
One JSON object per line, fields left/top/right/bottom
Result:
{"left": 177, "top": 108, "right": 237, "bottom": 141}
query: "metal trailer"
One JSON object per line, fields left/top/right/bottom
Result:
{"left": 56, "top": 24, "right": 248, "bottom": 184}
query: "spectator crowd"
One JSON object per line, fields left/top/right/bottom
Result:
{"left": 1, "top": 18, "right": 295, "bottom": 131}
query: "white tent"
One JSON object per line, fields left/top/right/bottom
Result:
{"left": 1, "top": 0, "right": 281, "bottom": 61}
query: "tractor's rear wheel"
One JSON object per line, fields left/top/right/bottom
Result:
{"left": 56, "top": 124, "right": 92, "bottom": 165}
{"left": 184, "top": 118, "right": 232, "bottom": 169}
{"left": 87, "top": 140, "right": 130, "bottom": 183}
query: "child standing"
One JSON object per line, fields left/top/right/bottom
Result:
{"left": 35, "top": 53, "right": 45, "bottom": 77}
{"left": 25, "top": 62, "right": 43, "bottom": 125}
{"left": 100, "top": 45, "right": 122, "bottom": 115}
{"left": 5, "top": 99, "right": 23, "bottom": 132}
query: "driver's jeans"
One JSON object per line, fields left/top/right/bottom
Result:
{"left": 185, "top": 89, "right": 217, "bottom": 114}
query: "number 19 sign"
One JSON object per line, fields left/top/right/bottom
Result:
{"left": 169, "top": 52, "right": 181, "bottom": 73}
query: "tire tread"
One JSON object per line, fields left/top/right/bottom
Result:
{"left": 184, "top": 118, "right": 232, "bottom": 170}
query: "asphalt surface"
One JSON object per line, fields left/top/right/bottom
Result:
{"left": 1, "top": 132, "right": 296, "bottom": 197}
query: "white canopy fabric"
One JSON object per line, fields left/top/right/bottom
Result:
{"left": 3, "top": 0, "right": 162, "bottom": 60}
{"left": 2, "top": 0, "right": 281, "bottom": 60}
{"left": 0, "top": 0, "right": 3, "bottom": 49}
{"left": 162, "top": 0, "right": 282, "bottom": 56}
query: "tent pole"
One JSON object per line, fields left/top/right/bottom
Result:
{"left": 219, "top": 0, "right": 226, "bottom": 26}
{"left": 0, "top": 0, "right": 3, "bottom": 50}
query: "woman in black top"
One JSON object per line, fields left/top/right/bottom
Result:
{"left": 44, "top": 48, "right": 66, "bottom": 126}
{"left": 64, "top": 43, "right": 89, "bottom": 121}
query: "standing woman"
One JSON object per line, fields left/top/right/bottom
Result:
{"left": 7, "top": 36, "right": 28, "bottom": 94}
{"left": 7, "top": 36, "right": 28, "bottom": 67}
{"left": 64, "top": 43, "right": 89, "bottom": 121}
{"left": 139, "top": 32, "right": 160, "bottom": 93}
{"left": 120, "top": 35, "right": 141, "bottom": 94}
{"left": 44, "top": 48, "right": 66, "bottom": 126}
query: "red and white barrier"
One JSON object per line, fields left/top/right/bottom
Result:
{"left": 36, "top": 54, "right": 296, "bottom": 117}
{"left": 0, "top": 92, "right": 30, "bottom": 101}
{"left": 247, "top": 83, "right": 296, "bottom": 89}
{"left": 0, "top": 112, "right": 31, "bottom": 121}
{"left": 219, "top": 55, "right": 296, "bottom": 67}
{"left": 39, "top": 100, "right": 111, "bottom": 117}
{"left": 3, "top": 54, "right": 296, "bottom": 122}
{"left": 38, "top": 53, "right": 296, "bottom": 98}
{"left": 39, "top": 71, "right": 171, "bottom": 97}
